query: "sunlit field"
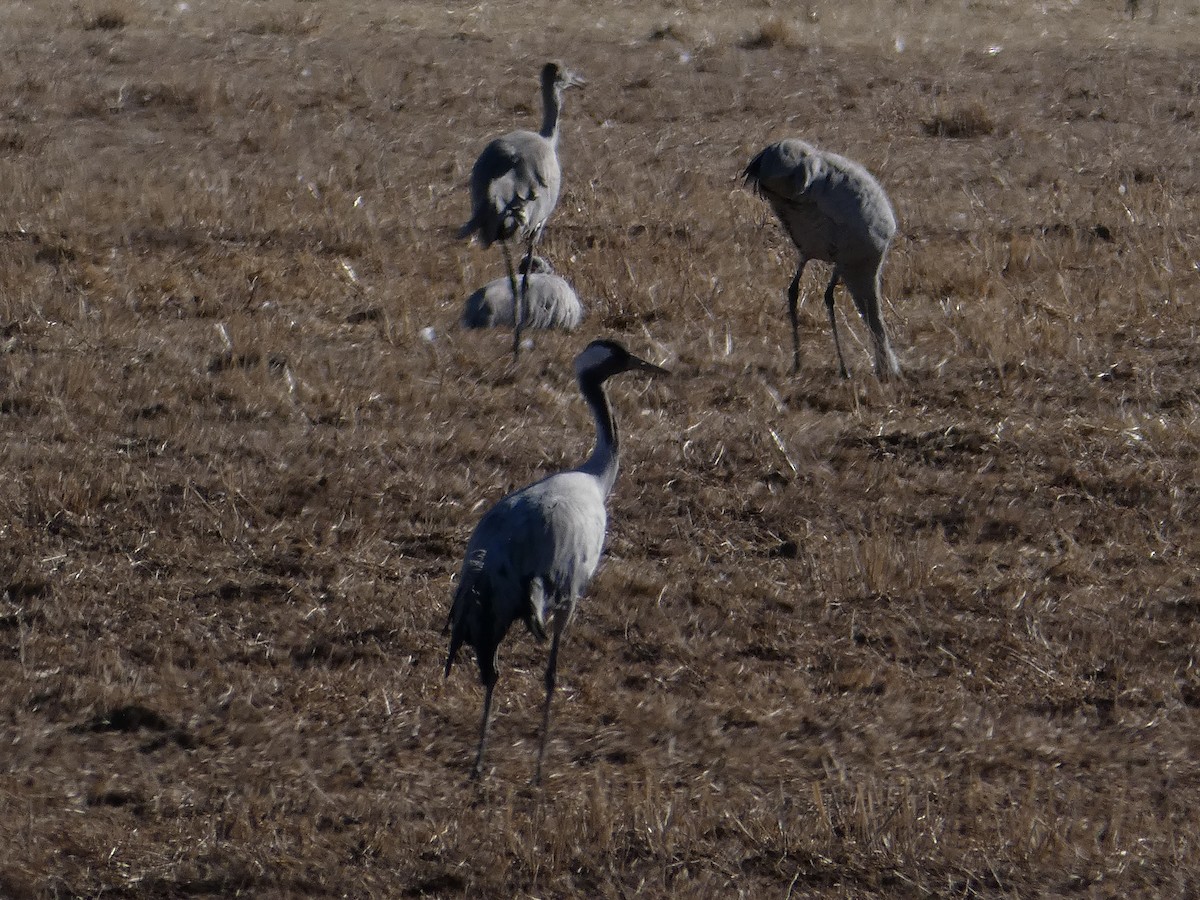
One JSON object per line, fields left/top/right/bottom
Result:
{"left": 1, "top": 0, "right": 1199, "bottom": 896}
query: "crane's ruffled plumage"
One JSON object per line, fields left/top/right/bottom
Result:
{"left": 744, "top": 139, "right": 901, "bottom": 379}
{"left": 445, "top": 471, "right": 606, "bottom": 682}
{"left": 458, "top": 132, "right": 558, "bottom": 249}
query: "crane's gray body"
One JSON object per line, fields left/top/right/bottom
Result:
{"left": 446, "top": 469, "right": 606, "bottom": 682}
{"left": 461, "top": 129, "right": 562, "bottom": 250}
{"left": 462, "top": 268, "right": 584, "bottom": 330}
{"left": 748, "top": 139, "right": 896, "bottom": 263}
{"left": 744, "top": 139, "right": 901, "bottom": 378}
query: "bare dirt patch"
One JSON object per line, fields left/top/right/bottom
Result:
{"left": 1, "top": 0, "right": 1199, "bottom": 896}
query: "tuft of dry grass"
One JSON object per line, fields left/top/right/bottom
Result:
{"left": 922, "top": 100, "right": 999, "bottom": 138}
{"left": 741, "top": 15, "right": 807, "bottom": 50}
{"left": 79, "top": 5, "right": 128, "bottom": 31}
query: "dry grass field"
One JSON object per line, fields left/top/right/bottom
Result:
{"left": 1, "top": 0, "right": 1199, "bottom": 896}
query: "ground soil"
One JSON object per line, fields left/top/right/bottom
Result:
{"left": 1, "top": 1, "right": 1199, "bottom": 897}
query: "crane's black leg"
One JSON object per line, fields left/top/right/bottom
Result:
{"left": 500, "top": 243, "right": 522, "bottom": 361}
{"left": 517, "top": 229, "right": 540, "bottom": 358}
{"left": 787, "top": 261, "right": 807, "bottom": 375}
{"left": 825, "top": 271, "right": 851, "bottom": 379}
{"left": 533, "top": 615, "right": 566, "bottom": 786}
{"left": 472, "top": 674, "right": 497, "bottom": 779}
{"left": 844, "top": 265, "right": 901, "bottom": 380}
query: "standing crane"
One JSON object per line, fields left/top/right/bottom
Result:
{"left": 462, "top": 255, "right": 585, "bottom": 331}
{"left": 459, "top": 62, "right": 585, "bottom": 360}
{"left": 444, "top": 339, "right": 668, "bottom": 783}
{"left": 743, "top": 139, "right": 902, "bottom": 379}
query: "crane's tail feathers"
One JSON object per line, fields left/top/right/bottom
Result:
{"left": 445, "top": 567, "right": 484, "bottom": 677}
{"left": 525, "top": 578, "right": 549, "bottom": 642}
{"left": 742, "top": 153, "right": 765, "bottom": 192}
{"left": 496, "top": 215, "right": 521, "bottom": 243}
{"left": 444, "top": 636, "right": 462, "bottom": 678}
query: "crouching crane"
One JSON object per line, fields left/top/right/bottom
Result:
{"left": 462, "top": 256, "right": 584, "bottom": 331}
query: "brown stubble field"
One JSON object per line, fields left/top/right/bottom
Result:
{"left": 1, "top": 0, "right": 1199, "bottom": 896}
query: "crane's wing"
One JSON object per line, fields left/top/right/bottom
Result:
{"left": 444, "top": 472, "right": 607, "bottom": 680}
{"left": 506, "top": 473, "right": 607, "bottom": 632}
{"left": 460, "top": 131, "right": 556, "bottom": 244}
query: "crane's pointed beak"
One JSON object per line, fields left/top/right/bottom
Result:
{"left": 630, "top": 355, "right": 669, "bottom": 377}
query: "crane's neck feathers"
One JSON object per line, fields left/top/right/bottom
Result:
{"left": 576, "top": 370, "right": 620, "bottom": 497}
{"left": 572, "top": 340, "right": 663, "bottom": 497}
{"left": 539, "top": 78, "right": 563, "bottom": 144}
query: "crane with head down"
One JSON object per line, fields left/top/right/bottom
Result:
{"left": 461, "top": 255, "right": 584, "bottom": 332}
{"left": 744, "top": 138, "right": 902, "bottom": 379}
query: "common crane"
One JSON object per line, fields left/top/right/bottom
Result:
{"left": 444, "top": 339, "right": 667, "bottom": 783}
{"left": 459, "top": 62, "right": 585, "bottom": 360}
{"left": 744, "top": 139, "right": 902, "bottom": 379}
{"left": 462, "top": 255, "right": 584, "bottom": 331}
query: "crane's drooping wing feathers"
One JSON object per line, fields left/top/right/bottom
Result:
{"left": 444, "top": 471, "right": 607, "bottom": 680}
{"left": 461, "top": 130, "right": 561, "bottom": 245}
{"left": 746, "top": 140, "right": 895, "bottom": 252}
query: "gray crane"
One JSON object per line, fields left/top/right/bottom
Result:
{"left": 444, "top": 339, "right": 667, "bottom": 783}
{"left": 462, "top": 255, "right": 585, "bottom": 331}
{"left": 459, "top": 62, "right": 585, "bottom": 360}
{"left": 743, "top": 139, "right": 902, "bottom": 379}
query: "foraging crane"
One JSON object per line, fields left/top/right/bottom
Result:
{"left": 462, "top": 255, "right": 585, "bottom": 331}
{"left": 743, "top": 139, "right": 902, "bottom": 379}
{"left": 444, "top": 339, "right": 667, "bottom": 783}
{"left": 459, "top": 62, "right": 585, "bottom": 360}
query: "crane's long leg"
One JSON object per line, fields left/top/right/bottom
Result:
{"left": 515, "top": 229, "right": 540, "bottom": 361}
{"left": 824, "top": 271, "right": 851, "bottom": 380}
{"left": 471, "top": 675, "right": 497, "bottom": 780}
{"left": 786, "top": 261, "right": 807, "bottom": 375}
{"left": 844, "top": 265, "right": 901, "bottom": 380}
{"left": 533, "top": 614, "right": 566, "bottom": 786}
{"left": 500, "top": 242, "right": 521, "bottom": 361}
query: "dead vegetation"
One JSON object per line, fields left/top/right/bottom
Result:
{"left": 1, "top": 0, "right": 1199, "bottom": 897}
{"left": 741, "top": 16, "right": 808, "bottom": 50}
{"left": 921, "top": 100, "right": 998, "bottom": 138}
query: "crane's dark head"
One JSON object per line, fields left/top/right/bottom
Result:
{"left": 542, "top": 61, "right": 586, "bottom": 92}
{"left": 575, "top": 339, "right": 668, "bottom": 384}
{"left": 518, "top": 254, "right": 554, "bottom": 276}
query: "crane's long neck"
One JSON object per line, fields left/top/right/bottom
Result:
{"left": 577, "top": 373, "right": 619, "bottom": 496}
{"left": 539, "top": 82, "right": 562, "bottom": 145}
